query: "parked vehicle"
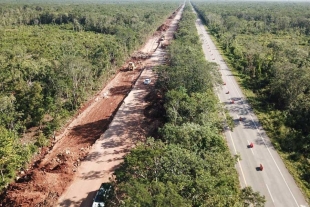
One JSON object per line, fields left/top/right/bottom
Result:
{"left": 92, "top": 183, "right": 112, "bottom": 207}
{"left": 143, "top": 78, "right": 151, "bottom": 85}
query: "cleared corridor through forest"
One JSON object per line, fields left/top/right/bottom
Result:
{"left": 57, "top": 5, "right": 184, "bottom": 207}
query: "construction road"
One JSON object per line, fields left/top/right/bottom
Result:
{"left": 57, "top": 5, "right": 184, "bottom": 207}
{"left": 192, "top": 6, "right": 308, "bottom": 207}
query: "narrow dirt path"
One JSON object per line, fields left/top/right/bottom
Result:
{"left": 57, "top": 6, "right": 184, "bottom": 207}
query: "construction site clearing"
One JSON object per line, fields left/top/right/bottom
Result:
{"left": 0, "top": 6, "right": 182, "bottom": 207}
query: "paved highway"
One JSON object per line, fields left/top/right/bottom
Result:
{"left": 193, "top": 7, "right": 308, "bottom": 207}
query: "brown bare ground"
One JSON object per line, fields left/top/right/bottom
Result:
{"left": 0, "top": 6, "right": 182, "bottom": 207}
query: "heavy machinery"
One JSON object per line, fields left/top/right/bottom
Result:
{"left": 128, "top": 62, "right": 136, "bottom": 71}
{"left": 159, "top": 34, "right": 165, "bottom": 41}
{"left": 161, "top": 40, "right": 169, "bottom": 49}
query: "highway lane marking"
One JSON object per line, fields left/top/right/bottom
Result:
{"left": 216, "top": 93, "right": 248, "bottom": 187}
{"left": 216, "top": 50, "right": 302, "bottom": 205}
{"left": 223, "top": 77, "right": 254, "bottom": 157}
{"left": 237, "top": 157, "right": 248, "bottom": 187}
{"left": 220, "top": 64, "right": 300, "bottom": 206}
{"left": 222, "top": 65, "right": 304, "bottom": 206}
{"left": 201, "top": 28, "right": 261, "bottom": 205}
{"left": 194, "top": 9, "right": 302, "bottom": 204}
{"left": 198, "top": 15, "right": 304, "bottom": 207}
{"left": 198, "top": 20, "right": 253, "bottom": 192}
{"left": 201, "top": 26, "right": 248, "bottom": 187}
{"left": 247, "top": 110, "right": 299, "bottom": 207}
{"left": 266, "top": 184, "right": 275, "bottom": 203}
{"left": 201, "top": 22, "right": 301, "bottom": 206}
{"left": 224, "top": 67, "right": 300, "bottom": 207}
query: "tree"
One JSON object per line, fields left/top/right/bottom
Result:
{"left": 112, "top": 5, "right": 265, "bottom": 207}
{"left": 193, "top": 0, "right": 310, "bottom": 199}
{"left": 114, "top": 141, "right": 242, "bottom": 207}
{"left": 241, "top": 186, "right": 266, "bottom": 207}
{"left": 0, "top": 126, "right": 22, "bottom": 187}
{"left": 15, "top": 81, "right": 44, "bottom": 126}
{"left": 0, "top": 95, "right": 20, "bottom": 130}
{"left": 160, "top": 123, "right": 224, "bottom": 152}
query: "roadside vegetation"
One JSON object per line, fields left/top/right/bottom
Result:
{"left": 193, "top": 1, "right": 310, "bottom": 199}
{"left": 0, "top": 1, "right": 179, "bottom": 192}
{"left": 112, "top": 4, "right": 265, "bottom": 206}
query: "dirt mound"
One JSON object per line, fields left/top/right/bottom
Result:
{"left": 1, "top": 150, "right": 78, "bottom": 207}
{"left": 157, "top": 24, "right": 169, "bottom": 31}
{"left": 131, "top": 51, "right": 151, "bottom": 60}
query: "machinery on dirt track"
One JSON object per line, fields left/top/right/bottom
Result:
{"left": 161, "top": 40, "right": 169, "bottom": 49}
{"left": 159, "top": 34, "right": 165, "bottom": 41}
{"left": 128, "top": 62, "right": 136, "bottom": 71}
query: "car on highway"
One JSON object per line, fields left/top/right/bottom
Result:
{"left": 92, "top": 183, "right": 112, "bottom": 207}
{"left": 143, "top": 78, "right": 151, "bottom": 85}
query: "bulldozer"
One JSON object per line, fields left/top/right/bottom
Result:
{"left": 128, "top": 62, "right": 136, "bottom": 71}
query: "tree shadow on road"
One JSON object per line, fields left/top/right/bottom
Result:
{"left": 254, "top": 132, "right": 273, "bottom": 148}
{"left": 109, "top": 162, "right": 123, "bottom": 173}
{"left": 241, "top": 118, "right": 260, "bottom": 130}
{"left": 58, "top": 189, "right": 96, "bottom": 207}
{"left": 226, "top": 104, "right": 244, "bottom": 114}
{"left": 106, "top": 156, "right": 124, "bottom": 163}
{"left": 58, "top": 197, "right": 85, "bottom": 207}
{"left": 80, "top": 170, "right": 105, "bottom": 180}
{"left": 80, "top": 190, "right": 96, "bottom": 207}
{"left": 84, "top": 151, "right": 102, "bottom": 162}
{"left": 230, "top": 97, "right": 243, "bottom": 102}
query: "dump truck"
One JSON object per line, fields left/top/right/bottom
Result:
{"left": 128, "top": 62, "right": 136, "bottom": 71}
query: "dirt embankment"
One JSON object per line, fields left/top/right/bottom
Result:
{"left": 0, "top": 5, "right": 183, "bottom": 207}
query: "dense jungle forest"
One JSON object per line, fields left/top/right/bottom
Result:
{"left": 111, "top": 5, "right": 265, "bottom": 206}
{"left": 193, "top": 1, "right": 310, "bottom": 199}
{"left": 0, "top": 0, "right": 180, "bottom": 191}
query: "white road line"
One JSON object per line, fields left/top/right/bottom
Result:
{"left": 221, "top": 94, "right": 248, "bottom": 187}
{"left": 266, "top": 184, "right": 275, "bottom": 203}
{"left": 200, "top": 33, "right": 251, "bottom": 202}
{"left": 248, "top": 110, "right": 299, "bottom": 207}
{"left": 196, "top": 8, "right": 306, "bottom": 207}
{"left": 225, "top": 65, "right": 300, "bottom": 207}
{"left": 229, "top": 130, "right": 248, "bottom": 187}
{"left": 201, "top": 20, "right": 300, "bottom": 206}
{"left": 215, "top": 77, "right": 247, "bottom": 188}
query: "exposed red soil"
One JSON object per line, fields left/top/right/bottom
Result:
{"left": 157, "top": 23, "right": 169, "bottom": 31}
{"left": 0, "top": 7, "right": 181, "bottom": 207}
